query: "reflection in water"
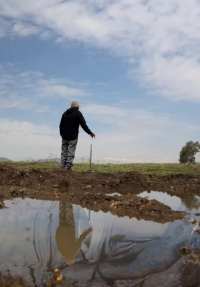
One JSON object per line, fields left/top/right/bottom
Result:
{"left": 0, "top": 197, "right": 200, "bottom": 286}
{"left": 0, "top": 199, "right": 67, "bottom": 285}
{"left": 139, "top": 190, "right": 200, "bottom": 214}
{"left": 181, "top": 195, "right": 200, "bottom": 210}
{"left": 56, "top": 202, "right": 91, "bottom": 265}
{"left": 63, "top": 208, "right": 200, "bottom": 287}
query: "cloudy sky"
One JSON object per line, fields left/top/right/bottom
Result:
{"left": 1, "top": 0, "right": 200, "bottom": 163}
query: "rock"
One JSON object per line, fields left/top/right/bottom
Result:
{"left": 59, "top": 180, "right": 69, "bottom": 188}
{"left": 122, "top": 200, "right": 130, "bottom": 206}
{"left": 0, "top": 202, "right": 5, "bottom": 208}
{"left": 116, "top": 179, "right": 120, "bottom": 185}
{"left": 110, "top": 201, "right": 120, "bottom": 208}
{"left": 188, "top": 218, "right": 197, "bottom": 224}
{"left": 179, "top": 246, "right": 192, "bottom": 255}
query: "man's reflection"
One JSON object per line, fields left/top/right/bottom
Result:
{"left": 56, "top": 202, "right": 91, "bottom": 265}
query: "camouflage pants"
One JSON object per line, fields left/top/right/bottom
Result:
{"left": 60, "top": 138, "right": 78, "bottom": 168}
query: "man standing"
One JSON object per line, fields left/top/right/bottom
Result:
{"left": 59, "top": 101, "right": 95, "bottom": 170}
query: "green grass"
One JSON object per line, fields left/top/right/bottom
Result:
{"left": 1, "top": 161, "right": 200, "bottom": 177}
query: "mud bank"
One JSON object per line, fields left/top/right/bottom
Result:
{"left": 0, "top": 165, "right": 193, "bottom": 222}
{"left": 0, "top": 273, "right": 65, "bottom": 287}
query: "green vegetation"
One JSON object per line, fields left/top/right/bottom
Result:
{"left": 1, "top": 161, "right": 200, "bottom": 177}
{"left": 179, "top": 141, "right": 200, "bottom": 164}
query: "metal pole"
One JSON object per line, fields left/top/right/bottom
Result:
{"left": 89, "top": 139, "right": 92, "bottom": 170}
{"left": 88, "top": 209, "right": 92, "bottom": 229}
{"left": 87, "top": 138, "right": 94, "bottom": 173}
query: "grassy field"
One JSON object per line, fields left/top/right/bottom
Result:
{"left": 1, "top": 161, "right": 200, "bottom": 177}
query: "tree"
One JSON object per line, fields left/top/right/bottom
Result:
{"left": 179, "top": 141, "right": 200, "bottom": 164}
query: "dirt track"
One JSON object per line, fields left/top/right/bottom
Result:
{"left": 1, "top": 164, "right": 199, "bottom": 222}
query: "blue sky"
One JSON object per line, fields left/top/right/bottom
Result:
{"left": 1, "top": 0, "right": 200, "bottom": 162}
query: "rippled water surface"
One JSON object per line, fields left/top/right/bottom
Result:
{"left": 0, "top": 192, "right": 200, "bottom": 286}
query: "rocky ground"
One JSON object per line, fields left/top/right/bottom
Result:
{"left": 1, "top": 164, "right": 198, "bottom": 222}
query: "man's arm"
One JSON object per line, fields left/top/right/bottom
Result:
{"left": 59, "top": 115, "right": 64, "bottom": 137}
{"left": 78, "top": 112, "right": 95, "bottom": 137}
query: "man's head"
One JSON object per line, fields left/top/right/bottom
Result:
{"left": 71, "top": 101, "right": 79, "bottom": 109}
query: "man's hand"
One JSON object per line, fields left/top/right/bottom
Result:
{"left": 91, "top": 133, "right": 96, "bottom": 138}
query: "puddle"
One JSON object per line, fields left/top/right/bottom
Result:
{"left": 0, "top": 196, "right": 200, "bottom": 286}
{"left": 139, "top": 190, "right": 200, "bottom": 216}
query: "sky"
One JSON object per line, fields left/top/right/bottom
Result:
{"left": 1, "top": 0, "right": 200, "bottom": 163}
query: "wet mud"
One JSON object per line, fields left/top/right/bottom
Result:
{"left": 0, "top": 273, "right": 68, "bottom": 287}
{"left": 0, "top": 273, "right": 28, "bottom": 287}
{"left": 0, "top": 165, "right": 194, "bottom": 222}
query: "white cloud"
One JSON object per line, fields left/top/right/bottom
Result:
{"left": 35, "top": 105, "right": 49, "bottom": 113}
{"left": 0, "top": 68, "right": 91, "bottom": 112}
{"left": 18, "top": 71, "right": 44, "bottom": 78}
{"left": 13, "top": 22, "right": 39, "bottom": 36}
{"left": 82, "top": 104, "right": 176, "bottom": 134}
{"left": 0, "top": 118, "right": 59, "bottom": 160}
{"left": 0, "top": 118, "right": 56, "bottom": 135}
{"left": 0, "top": 17, "right": 10, "bottom": 37}
{"left": 0, "top": 93, "right": 34, "bottom": 109}
{"left": 39, "top": 85, "right": 90, "bottom": 98}
{"left": 132, "top": 55, "right": 200, "bottom": 102}
{"left": 1, "top": 0, "right": 200, "bottom": 102}
{"left": 77, "top": 103, "right": 200, "bottom": 162}
{"left": 82, "top": 104, "right": 126, "bottom": 118}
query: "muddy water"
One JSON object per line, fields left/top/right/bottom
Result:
{"left": 0, "top": 194, "right": 200, "bottom": 287}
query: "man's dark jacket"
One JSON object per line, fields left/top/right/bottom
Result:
{"left": 59, "top": 107, "right": 93, "bottom": 140}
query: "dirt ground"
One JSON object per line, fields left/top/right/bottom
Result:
{"left": 1, "top": 164, "right": 199, "bottom": 222}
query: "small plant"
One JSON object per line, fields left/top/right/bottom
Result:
{"left": 47, "top": 154, "right": 58, "bottom": 162}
